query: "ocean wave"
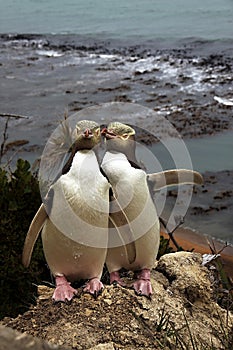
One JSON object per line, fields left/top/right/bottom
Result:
{"left": 1, "top": 33, "right": 233, "bottom": 60}
{"left": 36, "top": 49, "right": 64, "bottom": 57}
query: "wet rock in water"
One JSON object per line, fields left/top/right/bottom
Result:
{"left": 113, "top": 94, "right": 132, "bottom": 102}
{"left": 5, "top": 139, "right": 29, "bottom": 151}
{"left": 1, "top": 252, "right": 232, "bottom": 350}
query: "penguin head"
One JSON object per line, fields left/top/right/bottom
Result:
{"left": 101, "top": 121, "right": 137, "bottom": 161}
{"left": 72, "top": 120, "right": 101, "bottom": 151}
{"left": 61, "top": 120, "right": 101, "bottom": 175}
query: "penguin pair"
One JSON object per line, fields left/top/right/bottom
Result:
{"left": 23, "top": 120, "right": 134, "bottom": 302}
{"left": 22, "top": 120, "right": 203, "bottom": 301}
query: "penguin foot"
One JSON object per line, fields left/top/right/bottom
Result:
{"left": 110, "top": 271, "right": 121, "bottom": 284}
{"left": 83, "top": 278, "right": 104, "bottom": 298}
{"left": 133, "top": 269, "right": 152, "bottom": 298}
{"left": 109, "top": 271, "right": 126, "bottom": 287}
{"left": 53, "top": 276, "right": 77, "bottom": 302}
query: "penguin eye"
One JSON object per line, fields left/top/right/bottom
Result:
{"left": 121, "top": 133, "right": 129, "bottom": 139}
{"left": 95, "top": 128, "right": 100, "bottom": 136}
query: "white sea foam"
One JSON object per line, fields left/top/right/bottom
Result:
{"left": 36, "top": 49, "right": 64, "bottom": 57}
{"left": 214, "top": 96, "right": 233, "bottom": 106}
{"left": 120, "top": 55, "right": 210, "bottom": 93}
{"left": 56, "top": 52, "right": 120, "bottom": 67}
{"left": 127, "top": 57, "right": 157, "bottom": 74}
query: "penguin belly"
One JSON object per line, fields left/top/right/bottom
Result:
{"left": 42, "top": 220, "right": 107, "bottom": 281}
{"left": 42, "top": 150, "right": 110, "bottom": 282}
{"left": 106, "top": 222, "right": 160, "bottom": 273}
{"left": 102, "top": 152, "right": 160, "bottom": 273}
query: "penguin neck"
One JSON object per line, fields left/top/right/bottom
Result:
{"left": 101, "top": 151, "right": 133, "bottom": 180}
{"left": 68, "top": 149, "right": 99, "bottom": 177}
{"left": 104, "top": 150, "right": 129, "bottom": 162}
{"left": 62, "top": 145, "right": 102, "bottom": 176}
{"left": 125, "top": 146, "right": 138, "bottom": 167}
{"left": 106, "top": 142, "right": 139, "bottom": 169}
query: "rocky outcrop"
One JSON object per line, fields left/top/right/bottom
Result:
{"left": 0, "top": 324, "right": 70, "bottom": 350}
{"left": 1, "top": 252, "right": 232, "bottom": 350}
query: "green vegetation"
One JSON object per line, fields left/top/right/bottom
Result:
{"left": 0, "top": 159, "right": 49, "bottom": 319}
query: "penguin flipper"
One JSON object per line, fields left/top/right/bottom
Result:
{"left": 109, "top": 191, "right": 136, "bottom": 265}
{"left": 147, "top": 169, "right": 203, "bottom": 191}
{"left": 109, "top": 215, "right": 136, "bottom": 265}
{"left": 22, "top": 203, "right": 48, "bottom": 267}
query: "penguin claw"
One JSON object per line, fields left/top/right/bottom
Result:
{"left": 133, "top": 269, "right": 153, "bottom": 298}
{"left": 109, "top": 271, "right": 128, "bottom": 288}
{"left": 83, "top": 278, "right": 104, "bottom": 297}
{"left": 52, "top": 284, "right": 77, "bottom": 302}
{"left": 133, "top": 279, "right": 152, "bottom": 298}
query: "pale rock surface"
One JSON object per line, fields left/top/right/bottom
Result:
{"left": 0, "top": 325, "right": 70, "bottom": 350}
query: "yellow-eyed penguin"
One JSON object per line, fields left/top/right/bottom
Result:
{"left": 101, "top": 122, "right": 203, "bottom": 297}
{"left": 22, "top": 120, "right": 110, "bottom": 302}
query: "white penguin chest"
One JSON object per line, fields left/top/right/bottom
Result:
{"left": 61, "top": 150, "right": 110, "bottom": 207}
{"left": 46, "top": 150, "right": 110, "bottom": 245}
{"left": 102, "top": 151, "right": 159, "bottom": 241}
{"left": 102, "top": 151, "right": 148, "bottom": 205}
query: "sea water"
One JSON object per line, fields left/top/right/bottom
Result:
{"left": 0, "top": 0, "right": 233, "bottom": 40}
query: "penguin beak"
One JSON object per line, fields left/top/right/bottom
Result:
{"left": 101, "top": 127, "right": 107, "bottom": 135}
{"left": 82, "top": 128, "right": 93, "bottom": 139}
{"left": 101, "top": 128, "right": 117, "bottom": 139}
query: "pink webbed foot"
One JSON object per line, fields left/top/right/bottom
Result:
{"left": 53, "top": 275, "right": 77, "bottom": 302}
{"left": 133, "top": 269, "right": 152, "bottom": 298}
{"left": 83, "top": 277, "right": 104, "bottom": 298}
{"left": 110, "top": 271, "right": 121, "bottom": 284}
{"left": 109, "top": 271, "right": 126, "bottom": 286}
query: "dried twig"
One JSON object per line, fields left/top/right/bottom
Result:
{"left": 0, "top": 117, "right": 9, "bottom": 162}
{"left": 207, "top": 239, "right": 229, "bottom": 255}
{"left": 0, "top": 113, "right": 29, "bottom": 119}
{"left": 2, "top": 147, "right": 23, "bottom": 172}
{"left": 159, "top": 216, "right": 185, "bottom": 250}
{"left": 207, "top": 239, "right": 232, "bottom": 291}
{"left": 0, "top": 113, "right": 31, "bottom": 165}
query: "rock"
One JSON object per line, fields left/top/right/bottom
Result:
{"left": 0, "top": 325, "right": 70, "bottom": 350}
{"left": 0, "top": 325, "right": 114, "bottom": 350}
{"left": 157, "top": 251, "right": 212, "bottom": 303}
{"left": 1, "top": 252, "right": 232, "bottom": 350}
{"left": 88, "top": 343, "right": 115, "bottom": 350}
